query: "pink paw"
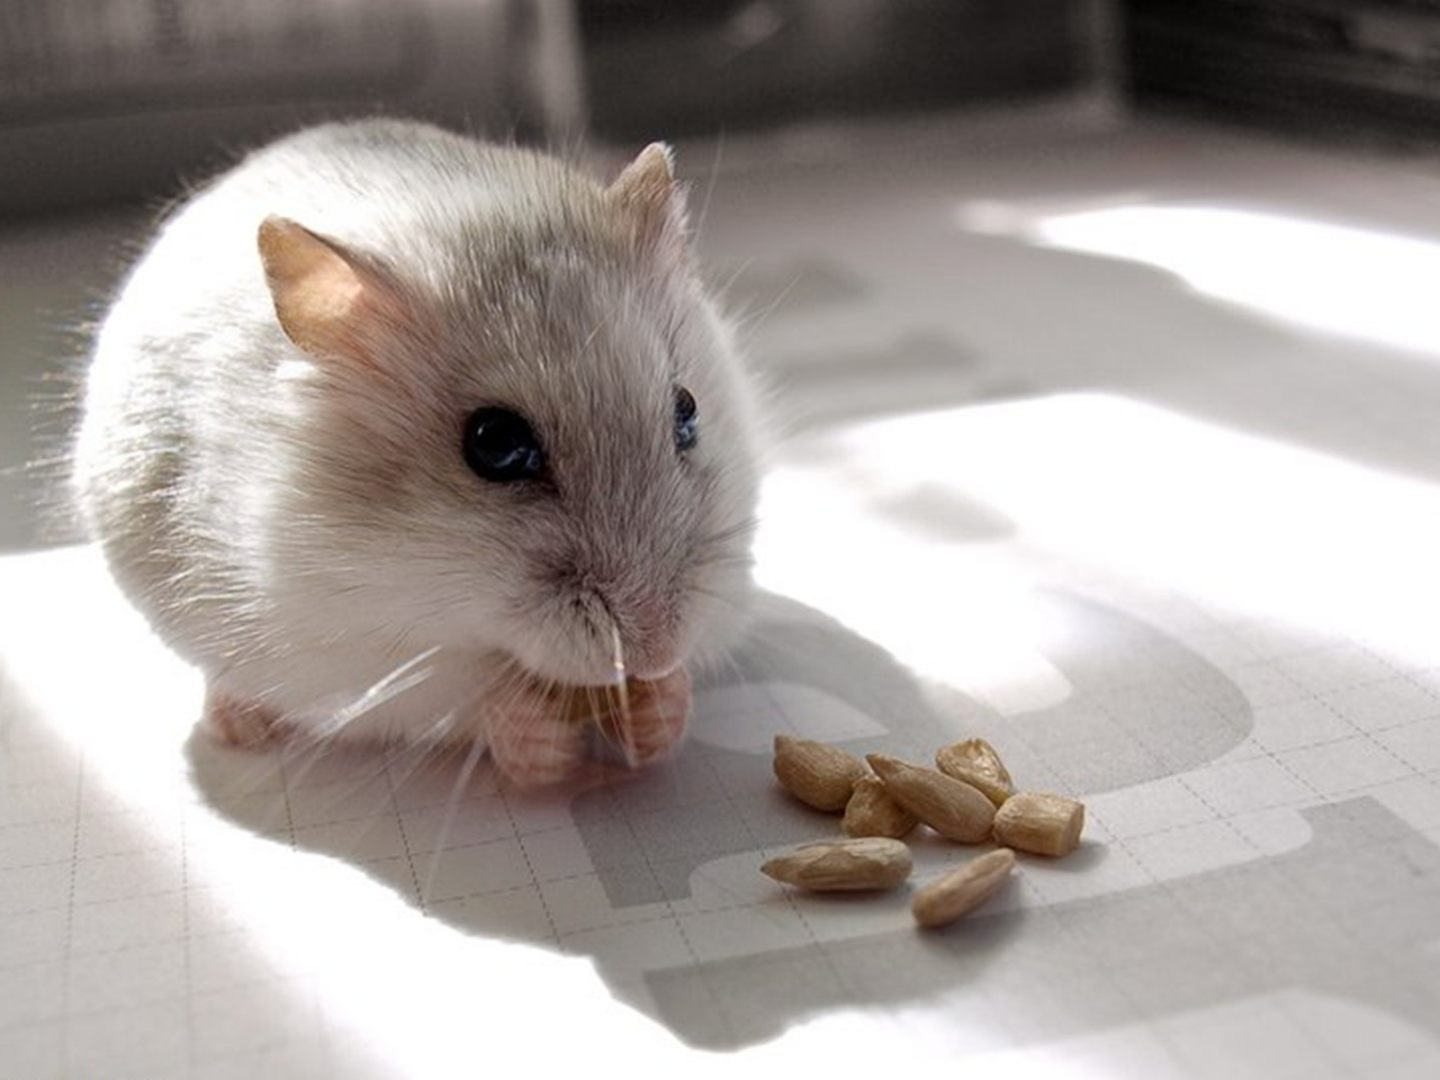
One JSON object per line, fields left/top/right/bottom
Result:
{"left": 483, "top": 690, "right": 589, "bottom": 789}
{"left": 585, "top": 668, "right": 692, "bottom": 767}
{"left": 203, "top": 688, "right": 283, "bottom": 748}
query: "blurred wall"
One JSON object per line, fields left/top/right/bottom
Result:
{"left": 0, "top": 0, "right": 584, "bottom": 217}
{"left": 580, "top": 0, "right": 1112, "bottom": 140}
{"left": 1127, "top": 0, "right": 1440, "bottom": 145}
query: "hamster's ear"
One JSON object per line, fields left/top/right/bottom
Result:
{"left": 257, "top": 216, "right": 405, "bottom": 367}
{"left": 608, "top": 142, "right": 689, "bottom": 253}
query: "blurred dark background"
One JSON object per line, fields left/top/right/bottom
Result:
{"left": 579, "top": 0, "right": 1092, "bottom": 139}
{"left": 7, "top": 1, "right": 1440, "bottom": 218}
{"left": 1129, "top": 0, "right": 1440, "bottom": 141}
{"left": 8, "top": 0, "right": 1440, "bottom": 220}
{"left": 0, "top": 0, "right": 1114, "bottom": 217}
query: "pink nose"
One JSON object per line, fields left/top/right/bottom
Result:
{"left": 630, "top": 596, "right": 669, "bottom": 631}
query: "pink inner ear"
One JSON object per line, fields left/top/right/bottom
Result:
{"left": 609, "top": 143, "right": 690, "bottom": 254}
{"left": 611, "top": 143, "right": 675, "bottom": 207}
{"left": 257, "top": 216, "right": 398, "bottom": 368}
{"left": 290, "top": 267, "right": 366, "bottom": 330}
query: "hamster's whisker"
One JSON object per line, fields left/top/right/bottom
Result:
{"left": 733, "top": 273, "right": 803, "bottom": 343}
{"left": 690, "top": 130, "right": 725, "bottom": 244}
{"left": 692, "top": 555, "right": 756, "bottom": 575}
{"left": 709, "top": 650, "right": 746, "bottom": 689}
{"left": 274, "top": 731, "right": 349, "bottom": 794}
{"left": 718, "top": 623, "right": 821, "bottom": 684}
{"left": 419, "top": 729, "right": 489, "bottom": 911}
{"left": 275, "top": 726, "right": 414, "bottom": 811}
{"left": 315, "top": 645, "right": 444, "bottom": 739}
{"left": 332, "top": 709, "right": 460, "bottom": 800}
{"left": 604, "top": 622, "right": 639, "bottom": 770}
{"left": 687, "top": 584, "right": 750, "bottom": 620}
{"left": 694, "top": 515, "right": 760, "bottom": 551}
{"left": 273, "top": 653, "right": 452, "bottom": 808}
{"left": 545, "top": 694, "right": 571, "bottom": 774}
{"left": 477, "top": 663, "right": 553, "bottom": 753}
{"left": 610, "top": 622, "right": 628, "bottom": 688}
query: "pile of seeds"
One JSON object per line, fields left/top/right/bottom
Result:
{"left": 762, "top": 735, "right": 1085, "bottom": 929}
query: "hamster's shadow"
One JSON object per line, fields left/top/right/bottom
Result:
{"left": 187, "top": 584, "right": 1256, "bottom": 1050}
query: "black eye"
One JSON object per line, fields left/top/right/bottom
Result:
{"left": 462, "top": 407, "right": 545, "bottom": 482}
{"left": 674, "top": 387, "right": 698, "bottom": 452}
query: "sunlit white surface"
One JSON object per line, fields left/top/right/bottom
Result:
{"left": 753, "top": 468, "right": 1074, "bottom": 712}
{"left": 756, "top": 394, "right": 1440, "bottom": 674}
{"left": 964, "top": 202, "right": 1440, "bottom": 356}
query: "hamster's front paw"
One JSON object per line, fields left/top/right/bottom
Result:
{"left": 203, "top": 688, "right": 284, "bottom": 748}
{"left": 483, "top": 690, "right": 589, "bottom": 789}
{"left": 592, "top": 668, "right": 692, "bottom": 767}
{"left": 482, "top": 668, "right": 692, "bottom": 786}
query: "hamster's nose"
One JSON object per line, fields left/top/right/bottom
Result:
{"left": 613, "top": 596, "right": 683, "bottom": 680}
{"left": 628, "top": 596, "right": 669, "bottom": 635}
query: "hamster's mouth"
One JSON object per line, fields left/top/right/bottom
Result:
{"left": 501, "top": 635, "right": 686, "bottom": 690}
{"left": 499, "top": 649, "right": 684, "bottom": 696}
{"left": 520, "top": 668, "right": 686, "bottom": 698}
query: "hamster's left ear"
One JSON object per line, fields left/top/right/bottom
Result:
{"left": 257, "top": 216, "right": 407, "bottom": 369}
{"left": 608, "top": 142, "right": 689, "bottom": 255}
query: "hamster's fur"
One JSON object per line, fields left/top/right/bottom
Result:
{"left": 71, "top": 119, "right": 762, "bottom": 766}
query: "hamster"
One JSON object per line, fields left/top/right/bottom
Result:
{"left": 71, "top": 118, "right": 763, "bottom": 787}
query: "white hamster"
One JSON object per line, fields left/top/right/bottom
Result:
{"left": 71, "top": 118, "right": 763, "bottom": 785}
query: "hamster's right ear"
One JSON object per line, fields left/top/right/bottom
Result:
{"left": 608, "top": 142, "right": 689, "bottom": 257}
{"left": 257, "top": 216, "right": 405, "bottom": 368}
